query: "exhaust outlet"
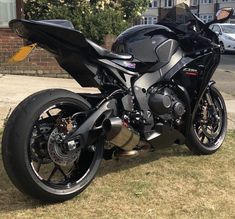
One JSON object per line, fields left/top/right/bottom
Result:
{"left": 103, "top": 117, "right": 140, "bottom": 150}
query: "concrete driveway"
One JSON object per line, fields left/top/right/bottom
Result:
{"left": 0, "top": 73, "right": 234, "bottom": 129}
{"left": 0, "top": 74, "right": 98, "bottom": 126}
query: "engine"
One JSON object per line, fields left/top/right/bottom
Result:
{"left": 148, "top": 86, "right": 186, "bottom": 125}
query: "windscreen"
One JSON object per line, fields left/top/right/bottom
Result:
{"left": 158, "top": 3, "right": 203, "bottom": 33}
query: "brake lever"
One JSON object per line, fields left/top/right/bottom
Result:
{"left": 210, "top": 42, "right": 220, "bottom": 48}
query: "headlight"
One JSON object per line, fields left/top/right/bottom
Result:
{"left": 224, "top": 35, "right": 235, "bottom": 41}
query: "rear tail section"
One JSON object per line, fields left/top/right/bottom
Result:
{"left": 9, "top": 19, "right": 89, "bottom": 54}
{"left": 9, "top": 19, "right": 101, "bottom": 87}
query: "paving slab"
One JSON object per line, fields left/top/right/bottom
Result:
{"left": 0, "top": 74, "right": 98, "bottom": 126}
{"left": 224, "top": 97, "right": 235, "bottom": 130}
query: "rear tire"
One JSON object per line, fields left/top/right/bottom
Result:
{"left": 186, "top": 86, "right": 227, "bottom": 155}
{"left": 2, "top": 89, "right": 103, "bottom": 202}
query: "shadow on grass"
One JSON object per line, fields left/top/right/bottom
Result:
{"left": 0, "top": 144, "right": 192, "bottom": 214}
{"left": 97, "top": 145, "right": 192, "bottom": 178}
{"left": 0, "top": 158, "right": 45, "bottom": 214}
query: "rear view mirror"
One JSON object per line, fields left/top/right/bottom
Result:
{"left": 216, "top": 7, "right": 234, "bottom": 22}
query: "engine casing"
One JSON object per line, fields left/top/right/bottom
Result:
{"left": 148, "top": 87, "right": 185, "bottom": 122}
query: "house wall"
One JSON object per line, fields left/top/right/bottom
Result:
{"left": 142, "top": 8, "right": 159, "bottom": 18}
{"left": 199, "top": 3, "right": 214, "bottom": 14}
{"left": 143, "top": 0, "right": 235, "bottom": 23}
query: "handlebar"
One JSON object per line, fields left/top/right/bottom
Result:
{"left": 196, "top": 34, "right": 220, "bottom": 49}
{"left": 179, "top": 32, "right": 220, "bottom": 49}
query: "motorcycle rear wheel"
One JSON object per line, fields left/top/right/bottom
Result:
{"left": 186, "top": 86, "right": 227, "bottom": 155}
{"left": 2, "top": 89, "right": 103, "bottom": 202}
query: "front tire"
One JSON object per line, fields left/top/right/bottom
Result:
{"left": 186, "top": 86, "right": 227, "bottom": 155}
{"left": 2, "top": 89, "right": 103, "bottom": 202}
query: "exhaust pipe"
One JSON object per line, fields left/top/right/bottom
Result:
{"left": 103, "top": 117, "right": 140, "bottom": 150}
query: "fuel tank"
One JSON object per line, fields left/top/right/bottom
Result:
{"left": 112, "top": 25, "right": 179, "bottom": 73}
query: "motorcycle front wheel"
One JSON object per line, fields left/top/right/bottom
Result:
{"left": 186, "top": 85, "right": 227, "bottom": 155}
{"left": 2, "top": 89, "right": 103, "bottom": 202}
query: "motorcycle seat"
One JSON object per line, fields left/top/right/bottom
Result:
{"left": 9, "top": 19, "right": 132, "bottom": 60}
{"left": 86, "top": 39, "right": 133, "bottom": 60}
{"left": 33, "top": 20, "right": 75, "bottom": 29}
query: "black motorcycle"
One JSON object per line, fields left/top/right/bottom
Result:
{"left": 2, "top": 4, "right": 234, "bottom": 202}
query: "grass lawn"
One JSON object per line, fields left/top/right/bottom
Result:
{"left": 0, "top": 129, "right": 234, "bottom": 219}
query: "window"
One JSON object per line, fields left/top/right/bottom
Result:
{"left": 208, "top": 15, "right": 213, "bottom": 21}
{"left": 165, "top": 0, "right": 173, "bottom": 8}
{"left": 221, "top": 25, "right": 235, "bottom": 34}
{"left": 191, "top": 0, "right": 198, "bottom": 6}
{"left": 0, "top": 0, "right": 16, "bottom": 27}
{"left": 141, "top": 16, "right": 158, "bottom": 25}
{"left": 200, "top": 14, "right": 213, "bottom": 23}
{"left": 212, "top": 25, "right": 221, "bottom": 33}
{"left": 149, "top": 0, "right": 158, "bottom": 8}
{"left": 153, "top": 17, "right": 157, "bottom": 24}
{"left": 200, "top": 0, "right": 212, "bottom": 3}
{"left": 153, "top": 0, "right": 157, "bottom": 7}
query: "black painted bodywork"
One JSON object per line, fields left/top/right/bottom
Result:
{"left": 8, "top": 3, "right": 223, "bottom": 149}
{"left": 112, "top": 25, "right": 178, "bottom": 73}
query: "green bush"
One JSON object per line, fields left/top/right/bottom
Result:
{"left": 23, "top": 0, "right": 150, "bottom": 44}
{"left": 80, "top": 9, "right": 128, "bottom": 44}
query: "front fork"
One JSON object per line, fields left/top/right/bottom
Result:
{"left": 187, "top": 81, "right": 217, "bottom": 136}
{"left": 205, "top": 85, "right": 220, "bottom": 123}
{"left": 196, "top": 82, "right": 222, "bottom": 137}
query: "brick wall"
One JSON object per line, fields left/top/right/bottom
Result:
{"left": 0, "top": 29, "right": 116, "bottom": 78}
{"left": 0, "top": 28, "right": 69, "bottom": 78}
{"left": 103, "top": 34, "right": 116, "bottom": 50}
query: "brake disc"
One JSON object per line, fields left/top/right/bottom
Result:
{"left": 201, "top": 102, "right": 222, "bottom": 139}
{"left": 47, "top": 128, "right": 81, "bottom": 167}
{"left": 30, "top": 123, "right": 53, "bottom": 164}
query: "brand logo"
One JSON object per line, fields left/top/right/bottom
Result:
{"left": 183, "top": 68, "right": 199, "bottom": 76}
{"left": 123, "top": 61, "right": 136, "bottom": 69}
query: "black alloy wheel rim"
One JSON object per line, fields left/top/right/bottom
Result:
{"left": 28, "top": 103, "right": 96, "bottom": 190}
{"left": 194, "top": 95, "right": 224, "bottom": 148}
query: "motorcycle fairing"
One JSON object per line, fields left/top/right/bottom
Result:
{"left": 9, "top": 19, "right": 133, "bottom": 61}
{"left": 86, "top": 39, "right": 132, "bottom": 60}
{"left": 9, "top": 19, "right": 133, "bottom": 87}
{"left": 133, "top": 47, "right": 184, "bottom": 130}
{"left": 112, "top": 25, "right": 178, "bottom": 73}
{"left": 132, "top": 46, "right": 219, "bottom": 147}
{"left": 9, "top": 19, "right": 88, "bottom": 51}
